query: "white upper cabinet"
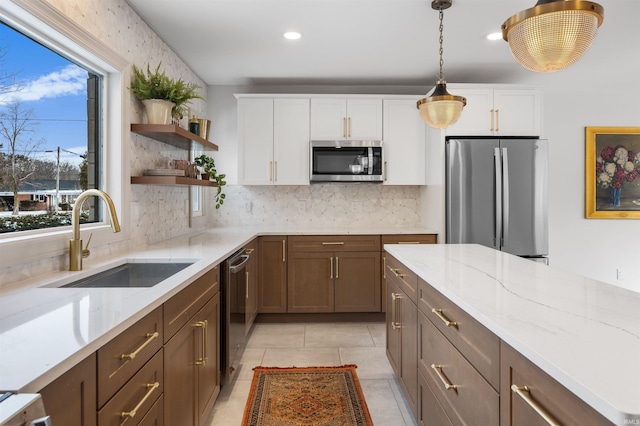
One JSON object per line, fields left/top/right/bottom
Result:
{"left": 237, "top": 97, "right": 310, "bottom": 185}
{"left": 445, "top": 85, "right": 542, "bottom": 137}
{"left": 310, "top": 98, "right": 383, "bottom": 140}
{"left": 238, "top": 98, "right": 274, "bottom": 185}
{"left": 273, "top": 98, "right": 310, "bottom": 185}
{"left": 382, "top": 98, "right": 426, "bottom": 185}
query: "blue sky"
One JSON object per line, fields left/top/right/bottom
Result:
{"left": 0, "top": 21, "right": 89, "bottom": 168}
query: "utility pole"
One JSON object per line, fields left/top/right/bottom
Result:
{"left": 55, "top": 146, "right": 60, "bottom": 212}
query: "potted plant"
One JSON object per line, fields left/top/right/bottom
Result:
{"left": 130, "top": 63, "right": 204, "bottom": 124}
{"left": 194, "top": 154, "right": 227, "bottom": 209}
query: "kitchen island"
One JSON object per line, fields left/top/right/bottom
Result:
{"left": 384, "top": 243, "right": 640, "bottom": 425}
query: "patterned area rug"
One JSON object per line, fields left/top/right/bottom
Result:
{"left": 242, "top": 364, "right": 373, "bottom": 426}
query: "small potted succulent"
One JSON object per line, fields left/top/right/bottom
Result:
{"left": 130, "top": 63, "right": 204, "bottom": 124}
{"left": 194, "top": 154, "right": 227, "bottom": 209}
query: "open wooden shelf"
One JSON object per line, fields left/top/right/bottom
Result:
{"left": 131, "top": 124, "right": 219, "bottom": 151}
{"left": 131, "top": 176, "right": 218, "bottom": 187}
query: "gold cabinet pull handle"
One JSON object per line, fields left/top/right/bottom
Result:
{"left": 274, "top": 161, "right": 278, "bottom": 181}
{"left": 121, "top": 332, "right": 159, "bottom": 360}
{"left": 269, "top": 161, "right": 272, "bottom": 181}
{"left": 383, "top": 255, "right": 386, "bottom": 279}
{"left": 245, "top": 248, "right": 255, "bottom": 255}
{"left": 511, "top": 385, "right": 561, "bottom": 426}
{"left": 322, "top": 242, "right": 344, "bottom": 245}
{"left": 343, "top": 117, "right": 347, "bottom": 138}
{"left": 431, "top": 364, "right": 457, "bottom": 390}
{"left": 246, "top": 271, "right": 249, "bottom": 299}
{"left": 431, "top": 308, "right": 458, "bottom": 328}
{"left": 282, "top": 239, "right": 286, "bottom": 262}
{"left": 495, "top": 109, "right": 500, "bottom": 132}
{"left": 193, "top": 320, "right": 207, "bottom": 365}
{"left": 398, "top": 241, "right": 420, "bottom": 244}
{"left": 386, "top": 265, "right": 405, "bottom": 278}
{"left": 335, "top": 256, "right": 339, "bottom": 279}
{"left": 384, "top": 161, "right": 388, "bottom": 181}
{"left": 347, "top": 117, "right": 351, "bottom": 138}
{"left": 489, "top": 110, "right": 494, "bottom": 132}
{"left": 330, "top": 257, "right": 334, "bottom": 279}
{"left": 391, "top": 293, "right": 401, "bottom": 329}
{"left": 121, "top": 382, "right": 159, "bottom": 418}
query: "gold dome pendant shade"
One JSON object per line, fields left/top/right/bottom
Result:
{"left": 502, "top": 0, "right": 604, "bottom": 73}
{"left": 417, "top": 0, "right": 466, "bottom": 129}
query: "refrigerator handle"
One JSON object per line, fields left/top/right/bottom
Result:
{"left": 494, "top": 147, "right": 502, "bottom": 249}
{"left": 502, "top": 148, "right": 510, "bottom": 247}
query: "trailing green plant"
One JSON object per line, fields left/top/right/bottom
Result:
{"left": 130, "top": 63, "right": 204, "bottom": 118}
{"left": 194, "top": 154, "right": 227, "bottom": 209}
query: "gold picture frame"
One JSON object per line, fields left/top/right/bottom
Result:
{"left": 585, "top": 126, "right": 640, "bottom": 219}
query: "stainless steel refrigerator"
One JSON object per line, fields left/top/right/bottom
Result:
{"left": 445, "top": 137, "right": 549, "bottom": 262}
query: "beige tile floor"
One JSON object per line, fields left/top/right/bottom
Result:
{"left": 206, "top": 322, "right": 417, "bottom": 426}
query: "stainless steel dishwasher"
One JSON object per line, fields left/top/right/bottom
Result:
{"left": 220, "top": 247, "right": 250, "bottom": 386}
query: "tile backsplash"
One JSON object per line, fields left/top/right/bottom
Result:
{"left": 209, "top": 184, "right": 421, "bottom": 228}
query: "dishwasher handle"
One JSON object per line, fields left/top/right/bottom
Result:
{"left": 228, "top": 254, "right": 250, "bottom": 273}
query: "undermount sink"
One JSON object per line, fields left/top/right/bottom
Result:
{"left": 60, "top": 262, "right": 194, "bottom": 288}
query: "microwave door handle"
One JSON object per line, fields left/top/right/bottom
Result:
{"left": 368, "top": 147, "right": 374, "bottom": 175}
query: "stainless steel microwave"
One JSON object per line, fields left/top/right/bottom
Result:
{"left": 310, "top": 140, "right": 384, "bottom": 182}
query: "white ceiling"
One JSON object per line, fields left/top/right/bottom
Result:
{"left": 124, "top": 0, "right": 632, "bottom": 88}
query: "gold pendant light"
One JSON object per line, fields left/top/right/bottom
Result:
{"left": 502, "top": 0, "right": 604, "bottom": 73}
{"left": 417, "top": 0, "right": 466, "bottom": 129}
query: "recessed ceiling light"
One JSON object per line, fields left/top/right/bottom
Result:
{"left": 283, "top": 31, "right": 302, "bottom": 40}
{"left": 486, "top": 32, "right": 503, "bottom": 41}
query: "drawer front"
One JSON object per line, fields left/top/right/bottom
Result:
{"left": 381, "top": 234, "right": 437, "bottom": 245}
{"left": 418, "top": 277, "right": 500, "bottom": 390}
{"left": 164, "top": 266, "right": 218, "bottom": 342}
{"left": 418, "top": 369, "right": 454, "bottom": 426}
{"left": 97, "top": 307, "right": 163, "bottom": 408}
{"left": 385, "top": 254, "right": 418, "bottom": 305}
{"left": 500, "top": 342, "right": 612, "bottom": 426}
{"left": 419, "top": 311, "right": 499, "bottom": 426}
{"left": 98, "top": 349, "right": 164, "bottom": 426}
{"left": 288, "top": 235, "right": 380, "bottom": 252}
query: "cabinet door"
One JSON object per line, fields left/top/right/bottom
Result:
{"left": 310, "top": 98, "right": 347, "bottom": 140}
{"left": 245, "top": 238, "right": 258, "bottom": 333}
{"left": 164, "top": 313, "right": 198, "bottom": 426}
{"left": 445, "top": 88, "right": 494, "bottom": 136}
{"left": 258, "top": 236, "right": 287, "bottom": 313}
{"left": 40, "top": 353, "right": 97, "bottom": 426}
{"left": 334, "top": 251, "right": 381, "bottom": 312}
{"left": 418, "top": 369, "right": 453, "bottom": 426}
{"left": 386, "top": 278, "right": 401, "bottom": 378}
{"left": 274, "top": 98, "right": 310, "bottom": 185}
{"left": 400, "top": 290, "right": 418, "bottom": 419}
{"left": 238, "top": 98, "right": 274, "bottom": 185}
{"left": 287, "top": 251, "right": 334, "bottom": 313}
{"left": 347, "top": 98, "right": 383, "bottom": 140}
{"left": 493, "top": 89, "right": 541, "bottom": 136}
{"left": 197, "top": 294, "right": 220, "bottom": 426}
{"left": 382, "top": 99, "right": 426, "bottom": 185}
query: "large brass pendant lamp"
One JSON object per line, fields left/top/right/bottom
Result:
{"left": 417, "top": 0, "right": 466, "bottom": 129}
{"left": 502, "top": 0, "right": 604, "bottom": 73}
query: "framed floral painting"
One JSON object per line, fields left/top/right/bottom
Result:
{"left": 585, "top": 126, "right": 640, "bottom": 218}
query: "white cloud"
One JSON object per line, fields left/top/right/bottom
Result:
{"left": 0, "top": 65, "right": 88, "bottom": 104}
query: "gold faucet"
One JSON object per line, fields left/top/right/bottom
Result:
{"left": 70, "top": 189, "right": 121, "bottom": 271}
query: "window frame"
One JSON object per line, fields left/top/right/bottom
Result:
{"left": 0, "top": 0, "right": 130, "bottom": 267}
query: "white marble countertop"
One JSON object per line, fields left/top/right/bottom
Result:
{"left": 0, "top": 226, "right": 435, "bottom": 393}
{"left": 384, "top": 243, "right": 640, "bottom": 425}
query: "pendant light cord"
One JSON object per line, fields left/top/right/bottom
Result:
{"left": 438, "top": 8, "right": 445, "bottom": 82}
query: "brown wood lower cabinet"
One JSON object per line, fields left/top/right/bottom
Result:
{"left": 418, "top": 369, "right": 453, "bottom": 426}
{"left": 500, "top": 342, "right": 612, "bottom": 426}
{"left": 165, "top": 292, "right": 220, "bottom": 426}
{"left": 40, "top": 353, "right": 97, "bottom": 426}
{"left": 258, "top": 236, "right": 287, "bottom": 313}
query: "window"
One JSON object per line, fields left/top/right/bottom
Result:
{"left": 0, "top": 0, "right": 127, "bottom": 265}
{"left": 0, "top": 21, "right": 103, "bottom": 232}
